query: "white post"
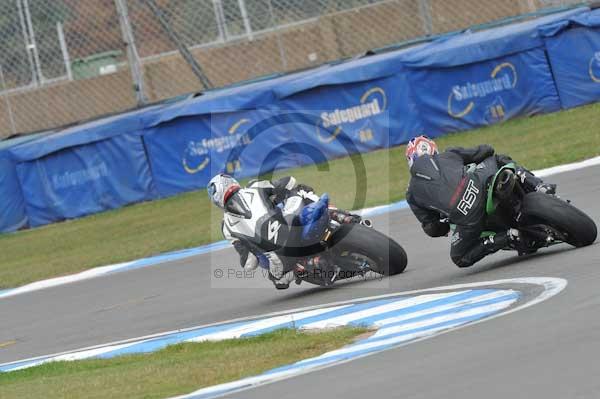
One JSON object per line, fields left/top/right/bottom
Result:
{"left": 16, "top": 0, "right": 37, "bottom": 86}
{"left": 115, "top": 0, "right": 148, "bottom": 105}
{"left": 22, "top": 0, "right": 45, "bottom": 84}
{"left": 419, "top": 0, "right": 433, "bottom": 36}
{"left": 267, "top": 0, "right": 287, "bottom": 70}
{"left": 238, "top": 0, "right": 253, "bottom": 40}
{"left": 0, "top": 66, "right": 18, "bottom": 136}
{"left": 213, "top": 0, "right": 227, "bottom": 41}
{"left": 57, "top": 22, "right": 73, "bottom": 81}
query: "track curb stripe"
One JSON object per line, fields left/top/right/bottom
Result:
{"left": 1, "top": 288, "right": 508, "bottom": 372}
{"left": 0, "top": 277, "right": 566, "bottom": 399}
{"left": 169, "top": 277, "right": 566, "bottom": 399}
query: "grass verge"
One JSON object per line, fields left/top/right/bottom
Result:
{"left": 0, "top": 327, "right": 366, "bottom": 399}
{"left": 1, "top": 103, "right": 599, "bottom": 288}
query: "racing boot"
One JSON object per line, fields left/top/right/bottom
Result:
{"left": 451, "top": 231, "right": 509, "bottom": 268}
{"left": 452, "top": 229, "right": 535, "bottom": 268}
{"left": 269, "top": 271, "right": 294, "bottom": 290}
{"left": 481, "top": 232, "right": 510, "bottom": 252}
{"left": 265, "top": 251, "right": 294, "bottom": 290}
{"left": 506, "top": 228, "right": 538, "bottom": 256}
{"left": 480, "top": 229, "right": 530, "bottom": 255}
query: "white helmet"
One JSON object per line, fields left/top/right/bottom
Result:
{"left": 207, "top": 174, "right": 240, "bottom": 209}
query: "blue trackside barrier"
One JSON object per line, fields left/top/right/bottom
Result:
{"left": 540, "top": 9, "right": 600, "bottom": 109}
{"left": 1, "top": 6, "right": 599, "bottom": 232}
{"left": 141, "top": 67, "right": 331, "bottom": 196}
{"left": 0, "top": 131, "right": 53, "bottom": 232}
{"left": 6, "top": 107, "right": 161, "bottom": 229}
{"left": 397, "top": 9, "right": 585, "bottom": 135}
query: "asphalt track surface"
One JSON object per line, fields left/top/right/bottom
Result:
{"left": 1, "top": 165, "right": 599, "bottom": 398}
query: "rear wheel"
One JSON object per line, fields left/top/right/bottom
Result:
{"left": 521, "top": 192, "right": 597, "bottom": 247}
{"left": 330, "top": 224, "right": 407, "bottom": 276}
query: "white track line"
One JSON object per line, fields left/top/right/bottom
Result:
{"left": 534, "top": 155, "right": 600, "bottom": 177}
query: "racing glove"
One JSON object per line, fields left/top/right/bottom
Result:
{"left": 296, "top": 183, "right": 315, "bottom": 194}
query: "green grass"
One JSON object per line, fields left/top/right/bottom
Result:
{"left": 0, "top": 327, "right": 367, "bottom": 399}
{"left": 1, "top": 103, "right": 600, "bottom": 289}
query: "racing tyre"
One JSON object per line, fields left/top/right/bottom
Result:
{"left": 331, "top": 224, "right": 407, "bottom": 276}
{"left": 521, "top": 192, "right": 597, "bottom": 248}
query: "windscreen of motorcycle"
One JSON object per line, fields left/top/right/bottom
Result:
{"left": 225, "top": 191, "right": 252, "bottom": 219}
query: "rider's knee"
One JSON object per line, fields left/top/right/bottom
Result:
{"left": 451, "top": 254, "right": 474, "bottom": 268}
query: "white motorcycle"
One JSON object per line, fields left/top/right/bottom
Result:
{"left": 223, "top": 188, "right": 407, "bottom": 287}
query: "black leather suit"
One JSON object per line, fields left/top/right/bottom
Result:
{"left": 406, "top": 145, "right": 541, "bottom": 267}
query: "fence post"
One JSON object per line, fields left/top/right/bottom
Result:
{"left": 212, "top": 0, "right": 228, "bottom": 41}
{"left": 114, "top": 0, "right": 148, "bottom": 106}
{"left": 267, "top": 0, "right": 288, "bottom": 70}
{"left": 57, "top": 22, "right": 73, "bottom": 81}
{"left": 238, "top": 0, "right": 254, "bottom": 40}
{"left": 419, "top": 0, "right": 434, "bottom": 36}
{"left": 18, "top": 0, "right": 42, "bottom": 86}
{"left": 0, "top": 66, "right": 18, "bottom": 136}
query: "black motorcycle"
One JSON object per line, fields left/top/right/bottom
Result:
{"left": 289, "top": 210, "right": 408, "bottom": 287}
{"left": 225, "top": 189, "right": 407, "bottom": 287}
{"left": 484, "top": 163, "right": 597, "bottom": 254}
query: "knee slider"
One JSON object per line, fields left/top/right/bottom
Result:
{"left": 451, "top": 255, "right": 474, "bottom": 268}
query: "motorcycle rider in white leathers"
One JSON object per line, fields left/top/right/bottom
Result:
{"left": 208, "top": 174, "right": 355, "bottom": 289}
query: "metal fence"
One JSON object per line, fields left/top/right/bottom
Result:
{"left": 0, "top": 0, "right": 589, "bottom": 138}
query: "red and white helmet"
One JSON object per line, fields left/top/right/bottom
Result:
{"left": 405, "top": 135, "right": 439, "bottom": 169}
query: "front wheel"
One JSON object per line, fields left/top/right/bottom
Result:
{"left": 521, "top": 192, "right": 597, "bottom": 248}
{"left": 329, "top": 224, "right": 407, "bottom": 276}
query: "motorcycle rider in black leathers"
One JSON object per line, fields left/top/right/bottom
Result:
{"left": 405, "top": 136, "right": 556, "bottom": 268}
{"left": 208, "top": 174, "right": 358, "bottom": 289}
